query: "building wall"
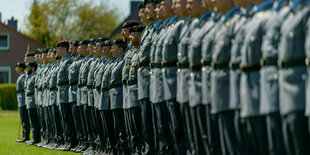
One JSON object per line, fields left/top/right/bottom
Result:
{"left": 0, "top": 23, "right": 45, "bottom": 83}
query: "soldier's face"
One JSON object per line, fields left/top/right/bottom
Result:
{"left": 162, "top": 0, "right": 173, "bottom": 16}
{"left": 145, "top": 3, "right": 156, "bottom": 20}
{"left": 155, "top": 4, "right": 163, "bottom": 19}
{"left": 205, "top": 0, "right": 216, "bottom": 10}
{"left": 57, "top": 47, "right": 66, "bottom": 57}
{"left": 112, "top": 45, "right": 122, "bottom": 58}
{"left": 103, "top": 46, "right": 112, "bottom": 57}
{"left": 187, "top": 0, "right": 202, "bottom": 16}
{"left": 97, "top": 44, "right": 103, "bottom": 56}
{"left": 129, "top": 32, "right": 142, "bottom": 47}
{"left": 69, "top": 46, "right": 77, "bottom": 56}
{"left": 139, "top": 9, "right": 148, "bottom": 23}
{"left": 87, "top": 44, "right": 93, "bottom": 53}
{"left": 175, "top": 0, "right": 188, "bottom": 17}
{"left": 232, "top": 0, "right": 250, "bottom": 8}
{"left": 15, "top": 67, "right": 23, "bottom": 74}
{"left": 217, "top": 0, "right": 234, "bottom": 13}
{"left": 121, "top": 28, "right": 131, "bottom": 42}
{"left": 81, "top": 45, "right": 88, "bottom": 57}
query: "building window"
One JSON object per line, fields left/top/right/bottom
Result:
{"left": 0, "top": 34, "right": 10, "bottom": 50}
{"left": 0, "top": 66, "right": 11, "bottom": 84}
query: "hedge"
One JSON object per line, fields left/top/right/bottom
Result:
{"left": 0, "top": 84, "right": 17, "bottom": 110}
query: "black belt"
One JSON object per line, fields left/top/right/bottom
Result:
{"left": 49, "top": 87, "right": 57, "bottom": 90}
{"left": 150, "top": 63, "right": 162, "bottom": 68}
{"left": 127, "top": 80, "right": 137, "bottom": 85}
{"left": 177, "top": 62, "right": 189, "bottom": 69}
{"left": 190, "top": 64, "right": 202, "bottom": 72}
{"left": 278, "top": 58, "right": 305, "bottom": 69}
{"left": 101, "top": 87, "right": 109, "bottom": 91}
{"left": 212, "top": 62, "right": 229, "bottom": 70}
{"left": 240, "top": 63, "right": 261, "bottom": 72}
{"left": 229, "top": 62, "right": 241, "bottom": 70}
{"left": 138, "top": 61, "right": 150, "bottom": 67}
{"left": 162, "top": 60, "right": 178, "bottom": 68}
{"left": 95, "top": 86, "right": 101, "bottom": 90}
{"left": 109, "top": 83, "right": 123, "bottom": 89}
{"left": 78, "top": 83, "right": 87, "bottom": 88}
{"left": 58, "top": 81, "right": 69, "bottom": 86}
{"left": 26, "top": 92, "right": 34, "bottom": 96}
{"left": 260, "top": 57, "right": 278, "bottom": 67}
{"left": 17, "top": 90, "right": 24, "bottom": 93}
{"left": 201, "top": 59, "right": 212, "bottom": 66}
{"left": 69, "top": 81, "right": 78, "bottom": 86}
{"left": 122, "top": 80, "right": 128, "bottom": 85}
{"left": 87, "top": 85, "right": 93, "bottom": 89}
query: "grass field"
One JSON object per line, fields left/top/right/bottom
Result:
{"left": 0, "top": 110, "right": 78, "bottom": 155}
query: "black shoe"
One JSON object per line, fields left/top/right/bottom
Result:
{"left": 71, "top": 141, "right": 82, "bottom": 152}
{"left": 26, "top": 139, "right": 40, "bottom": 145}
{"left": 16, "top": 137, "right": 29, "bottom": 143}
{"left": 78, "top": 143, "right": 89, "bottom": 152}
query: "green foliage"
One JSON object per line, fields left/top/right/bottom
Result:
{"left": 26, "top": 0, "right": 120, "bottom": 47}
{"left": 0, "top": 84, "right": 18, "bottom": 110}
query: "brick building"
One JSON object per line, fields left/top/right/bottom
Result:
{"left": 0, "top": 18, "right": 45, "bottom": 83}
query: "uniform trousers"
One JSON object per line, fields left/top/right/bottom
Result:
{"left": 266, "top": 112, "right": 285, "bottom": 155}
{"left": 71, "top": 102, "right": 85, "bottom": 141}
{"left": 180, "top": 103, "right": 195, "bottom": 155}
{"left": 19, "top": 106, "right": 30, "bottom": 139}
{"left": 282, "top": 111, "right": 309, "bottom": 155}
{"left": 83, "top": 104, "right": 96, "bottom": 144}
{"left": 112, "top": 108, "right": 129, "bottom": 153}
{"left": 60, "top": 103, "right": 77, "bottom": 145}
{"left": 51, "top": 104, "right": 63, "bottom": 142}
{"left": 140, "top": 98, "right": 155, "bottom": 155}
{"left": 28, "top": 107, "right": 41, "bottom": 141}
{"left": 127, "top": 107, "right": 143, "bottom": 154}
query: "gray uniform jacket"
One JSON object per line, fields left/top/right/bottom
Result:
{"left": 137, "top": 23, "right": 154, "bottom": 100}
{"left": 100, "top": 57, "right": 116, "bottom": 110}
{"left": 279, "top": 4, "right": 310, "bottom": 116}
{"left": 162, "top": 15, "right": 181, "bottom": 101}
{"left": 177, "top": 17, "right": 196, "bottom": 104}
{"left": 48, "top": 63, "right": 59, "bottom": 106}
{"left": 68, "top": 56, "right": 82, "bottom": 104}
{"left": 109, "top": 55, "right": 125, "bottom": 110}
{"left": 260, "top": 3, "right": 290, "bottom": 115}
{"left": 93, "top": 58, "right": 105, "bottom": 108}
{"left": 57, "top": 54, "right": 73, "bottom": 104}
{"left": 122, "top": 46, "right": 134, "bottom": 109}
{"left": 87, "top": 58, "right": 100, "bottom": 106}
{"left": 240, "top": 2, "right": 273, "bottom": 118}
{"left": 25, "top": 72, "right": 37, "bottom": 109}
{"left": 35, "top": 65, "right": 43, "bottom": 106}
{"left": 42, "top": 64, "right": 51, "bottom": 107}
{"left": 127, "top": 48, "right": 140, "bottom": 108}
{"left": 211, "top": 7, "right": 239, "bottom": 114}
{"left": 149, "top": 20, "right": 163, "bottom": 103}
{"left": 78, "top": 55, "right": 94, "bottom": 105}
{"left": 17, "top": 72, "right": 26, "bottom": 107}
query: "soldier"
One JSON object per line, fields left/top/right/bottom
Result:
{"left": 56, "top": 40, "right": 76, "bottom": 151}
{"left": 24, "top": 52, "right": 35, "bottom": 64}
{"left": 109, "top": 39, "right": 129, "bottom": 154}
{"left": 260, "top": 0, "right": 289, "bottom": 154}
{"left": 76, "top": 39, "right": 91, "bottom": 152}
{"left": 240, "top": 0, "right": 274, "bottom": 154}
{"left": 100, "top": 40, "right": 118, "bottom": 154}
{"left": 137, "top": 1, "right": 156, "bottom": 154}
{"left": 16, "top": 62, "right": 30, "bottom": 143}
{"left": 229, "top": 0, "right": 253, "bottom": 154}
{"left": 25, "top": 62, "right": 41, "bottom": 145}
{"left": 280, "top": 0, "right": 310, "bottom": 154}
{"left": 126, "top": 25, "right": 145, "bottom": 154}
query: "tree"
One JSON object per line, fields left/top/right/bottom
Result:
{"left": 26, "top": 0, "right": 120, "bottom": 47}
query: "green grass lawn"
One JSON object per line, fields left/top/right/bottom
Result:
{"left": 0, "top": 110, "right": 79, "bottom": 155}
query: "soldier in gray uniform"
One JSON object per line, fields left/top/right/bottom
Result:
{"left": 280, "top": 0, "right": 310, "bottom": 154}
{"left": 25, "top": 62, "right": 41, "bottom": 145}
{"left": 138, "top": 1, "right": 156, "bottom": 154}
{"left": 150, "top": 1, "right": 175, "bottom": 154}
{"left": 76, "top": 39, "right": 92, "bottom": 152}
{"left": 100, "top": 40, "right": 118, "bottom": 154}
{"left": 55, "top": 40, "right": 77, "bottom": 151}
{"left": 16, "top": 62, "right": 30, "bottom": 143}
{"left": 109, "top": 39, "right": 129, "bottom": 154}
{"left": 229, "top": 0, "right": 253, "bottom": 153}
{"left": 126, "top": 25, "right": 145, "bottom": 154}
{"left": 120, "top": 20, "right": 140, "bottom": 153}
{"left": 260, "top": 0, "right": 289, "bottom": 154}
{"left": 240, "top": 0, "right": 273, "bottom": 154}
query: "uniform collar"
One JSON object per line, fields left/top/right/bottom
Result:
{"left": 116, "top": 53, "right": 125, "bottom": 62}
{"left": 74, "top": 56, "right": 81, "bottom": 62}
{"left": 290, "top": 0, "right": 309, "bottom": 12}
{"left": 154, "top": 20, "right": 163, "bottom": 32}
{"left": 146, "top": 22, "right": 154, "bottom": 29}
{"left": 100, "top": 56, "right": 105, "bottom": 62}
{"left": 242, "top": 3, "right": 256, "bottom": 17}
{"left": 106, "top": 57, "right": 115, "bottom": 64}
{"left": 198, "top": 12, "right": 212, "bottom": 26}
{"left": 169, "top": 15, "right": 179, "bottom": 25}
{"left": 84, "top": 54, "right": 93, "bottom": 62}
{"left": 222, "top": 6, "right": 240, "bottom": 23}
{"left": 274, "top": 0, "right": 289, "bottom": 11}
{"left": 127, "top": 44, "right": 132, "bottom": 50}
{"left": 163, "top": 18, "right": 170, "bottom": 27}
{"left": 211, "top": 12, "right": 222, "bottom": 22}
{"left": 183, "top": 16, "right": 192, "bottom": 26}
{"left": 134, "top": 46, "right": 140, "bottom": 53}
{"left": 61, "top": 53, "right": 71, "bottom": 62}
{"left": 254, "top": 0, "right": 273, "bottom": 13}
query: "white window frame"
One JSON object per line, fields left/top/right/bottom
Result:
{"left": 0, "top": 33, "right": 10, "bottom": 50}
{"left": 0, "top": 66, "right": 11, "bottom": 83}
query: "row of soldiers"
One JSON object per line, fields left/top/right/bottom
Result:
{"left": 14, "top": 0, "right": 310, "bottom": 154}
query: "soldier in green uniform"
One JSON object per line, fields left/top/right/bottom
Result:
{"left": 25, "top": 62, "right": 41, "bottom": 145}
{"left": 56, "top": 40, "right": 76, "bottom": 151}
{"left": 16, "top": 62, "right": 30, "bottom": 143}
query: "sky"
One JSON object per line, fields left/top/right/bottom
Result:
{"left": 0, "top": 0, "right": 133, "bottom": 32}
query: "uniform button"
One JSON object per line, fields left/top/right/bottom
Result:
{"left": 250, "top": 35, "right": 255, "bottom": 41}
{"left": 302, "top": 74, "right": 306, "bottom": 80}
{"left": 289, "top": 32, "right": 294, "bottom": 38}
{"left": 273, "top": 74, "right": 278, "bottom": 80}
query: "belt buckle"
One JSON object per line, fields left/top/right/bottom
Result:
{"left": 306, "top": 58, "right": 310, "bottom": 66}
{"left": 260, "top": 59, "right": 264, "bottom": 67}
{"left": 277, "top": 60, "right": 283, "bottom": 68}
